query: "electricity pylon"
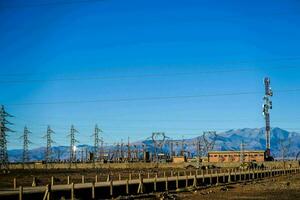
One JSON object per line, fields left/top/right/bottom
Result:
{"left": 43, "top": 126, "right": 55, "bottom": 163}
{"left": 22, "top": 126, "right": 32, "bottom": 166}
{"left": 0, "top": 105, "right": 13, "bottom": 169}
{"left": 92, "top": 124, "right": 102, "bottom": 161}
{"left": 68, "top": 125, "right": 79, "bottom": 163}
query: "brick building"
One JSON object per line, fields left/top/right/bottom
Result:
{"left": 208, "top": 150, "right": 265, "bottom": 163}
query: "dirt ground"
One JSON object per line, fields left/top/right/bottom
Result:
{"left": 177, "top": 173, "right": 300, "bottom": 200}
{"left": 0, "top": 168, "right": 182, "bottom": 189}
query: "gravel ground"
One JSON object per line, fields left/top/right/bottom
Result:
{"left": 176, "top": 173, "right": 300, "bottom": 200}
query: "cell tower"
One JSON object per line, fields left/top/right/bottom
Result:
{"left": 22, "top": 126, "right": 32, "bottom": 164}
{"left": 68, "top": 125, "right": 79, "bottom": 163}
{"left": 43, "top": 126, "right": 55, "bottom": 163}
{"left": 0, "top": 105, "right": 13, "bottom": 169}
{"left": 263, "top": 77, "right": 273, "bottom": 159}
{"left": 93, "top": 124, "right": 102, "bottom": 161}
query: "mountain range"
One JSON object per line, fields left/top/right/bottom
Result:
{"left": 8, "top": 127, "right": 300, "bottom": 162}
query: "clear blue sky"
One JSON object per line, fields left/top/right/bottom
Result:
{"left": 1, "top": 0, "right": 300, "bottom": 149}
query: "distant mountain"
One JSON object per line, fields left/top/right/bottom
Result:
{"left": 8, "top": 127, "right": 300, "bottom": 162}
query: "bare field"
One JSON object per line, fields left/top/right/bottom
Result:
{"left": 177, "top": 173, "right": 300, "bottom": 200}
{"left": 0, "top": 167, "right": 179, "bottom": 189}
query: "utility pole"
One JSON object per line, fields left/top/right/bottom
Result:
{"left": 93, "top": 124, "right": 102, "bottom": 161}
{"left": 0, "top": 105, "right": 13, "bottom": 170}
{"left": 43, "top": 126, "right": 55, "bottom": 163}
{"left": 22, "top": 126, "right": 31, "bottom": 166}
{"left": 263, "top": 77, "right": 273, "bottom": 159}
{"left": 68, "top": 125, "right": 79, "bottom": 163}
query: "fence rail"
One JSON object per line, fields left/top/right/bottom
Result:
{"left": 1, "top": 167, "right": 299, "bottom": 200}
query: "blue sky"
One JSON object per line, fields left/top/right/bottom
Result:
{"left": 1, "top": 0, "right": 300, "bottom": 149}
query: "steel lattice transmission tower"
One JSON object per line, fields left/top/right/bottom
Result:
{"left": 68, "top": 125, "right": 79, "bottom": 162}
{"left": 22, "top": 126, "right": 32, "bottom": 164}
{"left": 43, "top": 126, "right": 55, "bottom": 163}
{"left": 93, "top": 124, "right": 102, "bottom": 161}
{"left": 263, "top": 77, "right": 273, "bottom": 159}
{"left": 0, "top": 105, "right": 13, "bottom": 169}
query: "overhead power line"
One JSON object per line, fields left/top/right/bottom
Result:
{"left": 5, "top": 88, "right": 300, "bottom": 106}
{"left": 1, "top": 0, "right": 106, "bottom": 9}
{"left": 0, "top": 65, "right": 300, "bottom": 83}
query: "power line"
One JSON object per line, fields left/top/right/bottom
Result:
{"left": 0, "top": 65, "right": 300, "bottom": 83}
{"left": 5, "top": 88, "right": 300, "bottom": 106}
{"left": 1, "top": 0, "right": 106, "bottom": 9}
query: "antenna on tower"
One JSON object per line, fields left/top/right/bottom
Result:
{"left": 68, "top": 125, "right": 79, "bottom": 163}
{"left": 263, "top": 77, "right": 273, "bottom": 160}
{"left": 0, "top": 105, "right": 13, "bottom": 170}
{"left": 43, "top": 126, "right": 55, "bottom": 164}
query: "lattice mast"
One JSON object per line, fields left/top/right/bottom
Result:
{"left": 263, "top": 77, "right": 273, "bottom": 158}
{"left": 93, "top": 124, "right": 102, "bottom": 161}
{"left": 22, "top": 126, "right": 31, "bottom": 164}
{"left": 127, "top": 137, "right": 131, "bottom": 161}
{"left": 44, "top": 125, "right": 55, "bottom": 163}
{"left": 0, "top": 105, "right": 13, "bottom": 169}
{"left": 69, "top": 125, "right": 79, "bottom": 162}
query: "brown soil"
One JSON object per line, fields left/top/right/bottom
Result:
{"left": 177, "top": 173, "right": 300, "bottom": 200}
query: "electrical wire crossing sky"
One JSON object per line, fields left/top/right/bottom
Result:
{"left": 1, "top": 0, "right": 300, "bottom": 149}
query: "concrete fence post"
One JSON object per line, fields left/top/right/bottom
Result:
{"left": 119, "top": 174, "right": 121, "bottom": 181}
{"left": 137, "top": 173, "right": 144, "bottom": 194}
{"left": 176, "top": 175, "right": 179, "bottom": 189}
{"left": 95, "top": 175, "right": 98, "bottom": 183}
{"left": 165, "top": 176, "right": 168, "bottom": 191}
{"left": 67, "top": 176, "right": 70, "bottom": 185}
{"left": 13, "top": 178, "right": 17, "bottom": 190}
{"left": 51, "top": 176, "right": 54, "bottom": 186}
{"left": 92, "top": 181, "right": 95, "bottom": 199}
{"left": 71, "top": 183, "right": 74, "bottom": 200}
{"left": 186, "top": 174, "right": 189, "bottom": 188}
{"left": 193, "top": 175, "right": 197, "bottom": 187}
{"left": 154, "top": 174, "right": 157, "bottom": 192}
{"left": 110, "top": 180, "right": 113, "bottom": 196}
{"left": 32, "top": 177, "right": 36, "bottom": 187}
{"left": 126, "top": 179, "right": 129, "bottom": 194}
{"left": 19, "top": 186, "right": 23, "bottom": 200}
{"left": 82, "top": 175, "right": 85, "bottom": 184}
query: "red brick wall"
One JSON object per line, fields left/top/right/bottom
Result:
{"left": 208, "top": 151, "right": 265, "bottom": 163}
